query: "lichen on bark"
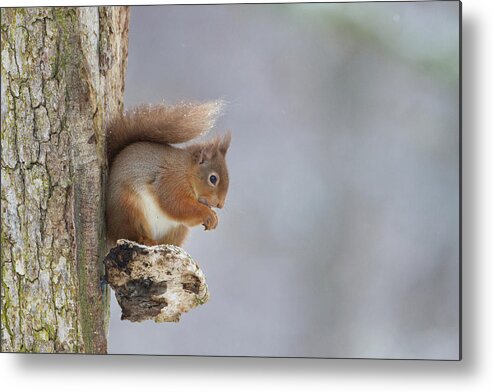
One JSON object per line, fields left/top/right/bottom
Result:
{"left": 1, "top": 6, "right": 129, "bottom": 353}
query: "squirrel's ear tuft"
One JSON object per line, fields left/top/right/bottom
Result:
{"left": 219, "top": 131, "right": 231, "bottom": 156}
{"left": 192, "top": 144, "right": 215, "bottom": 165}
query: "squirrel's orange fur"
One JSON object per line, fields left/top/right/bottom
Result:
{"left": 106, "top": 101, "right": 230, "bottom": 247}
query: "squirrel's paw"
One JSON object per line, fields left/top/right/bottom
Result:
{"left": 138, "top": 236, "right": 158, "bottom": 246}
{"left": 202, "top": 209, "right": 218, "bottom": 231}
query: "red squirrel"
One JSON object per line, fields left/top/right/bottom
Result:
{"left": 105, "top": 101, "right": 230, "bottom": 247}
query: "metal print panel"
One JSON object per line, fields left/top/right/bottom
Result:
{"left": 0, "top": 1, "right": 460, "bottom": 359}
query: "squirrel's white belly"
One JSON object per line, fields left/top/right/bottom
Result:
{"left": 138, "top": 187, "right": 180, "bottom": 240}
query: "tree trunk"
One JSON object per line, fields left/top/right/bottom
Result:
{"left": 1, "top": 6, "right": 129, "bottom": 353}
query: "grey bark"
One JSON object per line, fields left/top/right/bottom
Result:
{"left": 1, "top": 6, "right": 129, "bottom": 353}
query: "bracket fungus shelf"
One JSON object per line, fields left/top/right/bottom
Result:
{"left": 104, "top": 240, "right": 209, "bottom": 322}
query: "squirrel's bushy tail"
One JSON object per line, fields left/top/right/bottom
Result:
{"left": 107, "top": 101, "right": 224, "bottom": 163}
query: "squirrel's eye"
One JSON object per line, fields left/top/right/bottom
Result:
{"left": 209, "top": 174, "right": 218, "bottom": 186}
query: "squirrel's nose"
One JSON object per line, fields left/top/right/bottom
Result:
{"left": 217, "top": 201, "right": 224, "bottom": 209}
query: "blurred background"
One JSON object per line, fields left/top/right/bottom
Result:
{"left": 109, "top": 1, "right": 460, "bottom": 359}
